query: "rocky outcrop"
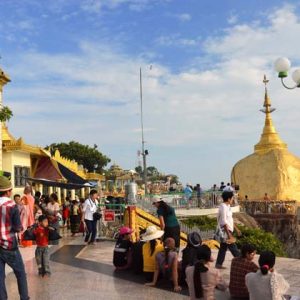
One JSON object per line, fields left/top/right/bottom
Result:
{"left": 233, "top": 212, "right": 260, "bottom": 229}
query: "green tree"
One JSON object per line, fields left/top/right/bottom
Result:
{"left": 135, "top": 166, "right": 143, "bottom": 176}
{"left": 135, "top": 165, "right": 180, "bottom": 183}
{"left": 0, "top": 106, "right": 13, "bottom": 122}
{"left": 147, "top": 166, "right": 159, "bottom": 177}
{"left": 46, "top": 141, "right": 111, "bottom": 172}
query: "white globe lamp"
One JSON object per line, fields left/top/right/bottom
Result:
{"left": 292, "top": 69, "right": 300, "bottom": 86}
{"left": 274, "top": 57, "right": 291, "bottom": 78}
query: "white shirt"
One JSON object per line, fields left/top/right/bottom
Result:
{"left": 245, "top": 270, "right": 289, "bottom": 300}
{"left": 223, "top": 185, "right": 235, "bottom": 192}
{"left": 47, "top": 202, "right": 60, "bottom": 214}
{"left": 83, "top": 198, "right": 98, "bottom": 221}
{"left": 218, "top": 203, "right": 234, "bottom": 232}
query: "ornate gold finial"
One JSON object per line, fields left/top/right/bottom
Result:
{"left": 260, "top": 75, "right": 274, "bottom": 113}
{"left": 255, "top": 75, "right": 287, "bottom": 153}
{"left": 263, "top": 74, "right": 269, "bottom": 86}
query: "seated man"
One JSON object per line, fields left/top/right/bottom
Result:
{"left": 229, "top": 243, "right": 258, "bottom": 300}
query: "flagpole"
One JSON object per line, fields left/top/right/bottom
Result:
{"left": 140, "top": 67, "right": 147, "bottom": 195}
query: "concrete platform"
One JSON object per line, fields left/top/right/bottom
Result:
{"left": 4, "top": 232, "right": 300, "bottom": 300}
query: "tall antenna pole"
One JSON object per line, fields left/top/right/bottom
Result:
{"left": 140, "top": 68, "right": 148, "bottom": 195}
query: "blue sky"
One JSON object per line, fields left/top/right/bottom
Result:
{"left": 1, "top": 0, "right": 300, "bottom": 188}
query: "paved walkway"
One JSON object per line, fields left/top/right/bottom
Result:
{"left": 4, "top": 232, "right": 300, "bottom": 300}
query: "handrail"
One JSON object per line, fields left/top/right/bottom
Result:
{"left": 239, "top": 200, "right": 297, "bottom": 215}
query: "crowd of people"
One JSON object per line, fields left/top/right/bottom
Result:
{"left": 0, "top": 175, "right": 105, "bottom": 299}
{"left": 112, "top": 190, "right": 293, "bottom": 300}
{"left": 112, "top": 226, "right": 291, "bottom": 299}
{"left": 0, "top": 174, "right": 295, "bottom": 300}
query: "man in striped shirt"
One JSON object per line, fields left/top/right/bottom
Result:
{"left": 0, "top": 176, "right": 29, "bottom": 300}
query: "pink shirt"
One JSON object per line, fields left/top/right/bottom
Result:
{"left": 185, "top": 263, "right": 227, "bottom": 300}
{"left": 22, "top": 194, "right": 35, "bottom": 227}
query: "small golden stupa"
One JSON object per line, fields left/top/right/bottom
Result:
{"left": 231, "top": 76, "right": 300, "bottom": 201}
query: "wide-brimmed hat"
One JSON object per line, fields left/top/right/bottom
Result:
{"left": 119, "top": 226, "right": 134, "bottom": 235}
{"left": 140, "top": 226, "right": 164, "bottom": 241}
{"left": 152, "top": 195, "right": 163, "bottom": 204}
{"left": 188, "top": 232, "right": 202, "bottom": 247}
{"left": 0, "top": 176, "right": 12, "bottom": 192}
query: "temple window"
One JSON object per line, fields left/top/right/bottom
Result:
{"left": 14, "top": 166, "right": 30, "bottom": 187}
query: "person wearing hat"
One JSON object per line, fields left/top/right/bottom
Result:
{"left": 0, "top": 176, "right": 30, "bottom": 300}
{"left": 185, "top": 245, "right": 227, "bottom": 300}
{"left": 152, "top": 196, "right": 180, "bottom": 250}
{"left": 113, "top": 226, "right": 134, "bottom": 270}
{"left": 180, "top": 232, "right": 202, "bottom": 285}
{"left": 140, "top": 226, "right": 164, "bottom": 282}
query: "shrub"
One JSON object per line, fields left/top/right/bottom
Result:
{"left": 181, "top": 216, "right": 217, "bottom": 231}
{"left": 236, "top": 226, "right": 286, "bottom": 257}
{"left": 181, "top": 217, "right": 286, "bottom": 257}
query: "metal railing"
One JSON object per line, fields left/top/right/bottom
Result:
{"left": 136, "top": 191, "right": 239, "bottom": 211}
{"left": 179, "top": 221, "right": 215, "bottom": 240}
{"left": 97, "top": 203, "right": 125, "bottom": 239}
{"left": 134, "top": 197, "right": 216, "bottom": 241}
{"left": 239, "top": 200, "right": 297, "bottom": 215}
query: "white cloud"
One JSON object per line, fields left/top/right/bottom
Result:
{"left": 80, "top": 0, "right": 171, "bottom": 13}
{"left": 205, "top": 5, "right": 300, "bottom": 59}
{"left": 227, "top": 13, "right": 238, "bottom": 25}
{"left": 173, "top": 13, "right": 191, "bottom": 22}
{"left": 156, "top": 34, "right": 200, "bottom": 47}
{"left": 3, "top": 3, "right": 300, "bottom": 186}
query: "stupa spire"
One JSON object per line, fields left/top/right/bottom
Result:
{"left": 254, "top": 75, "right": 287, "bottom": 153}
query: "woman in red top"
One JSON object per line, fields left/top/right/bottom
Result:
{"left": 62, "top": 198, "right": 70, "bottom": 228}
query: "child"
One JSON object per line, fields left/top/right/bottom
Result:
{"left": 33, "top": 215, "right": 51, "bottom": 277}
{"left": 113, "top": 226, "right": 133, "bottom": 270}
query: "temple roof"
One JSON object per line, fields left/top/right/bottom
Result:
{"left": 2, "top": 125, "right": 48, "bottom": 156}
{"left": 2, "top": 124, "right": 16, "bottom": 142}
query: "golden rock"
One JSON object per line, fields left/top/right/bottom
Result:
{"left": 231, "top": 76, "right": 300, "bottom": 201}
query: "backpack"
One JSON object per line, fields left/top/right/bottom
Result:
{"left": 131, "top": 241, "right": 145, "bottom": 274}
{"left": 22, "top": 224, "right": 38, "bottom": 241}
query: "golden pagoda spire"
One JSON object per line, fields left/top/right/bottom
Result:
{"left": 254, "top": 75, "right": 287, "bottom": 153}
{"left": 0, "top": 67, "right": 11, "bottom": 92}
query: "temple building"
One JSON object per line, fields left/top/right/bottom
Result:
{"left": 105, "top": 164, "right": 139, "bottom": 196}
{"left": 232, "top": 76, "right": 300, "bottom": 201}
{"left": 2, "top": 123, "right": 104, "bottom": 199}
{"left": 0, "top": 65, "right": 104, "bottom": 200}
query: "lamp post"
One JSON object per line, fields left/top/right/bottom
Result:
{"left": 274, "top": 57, "right": 300, "bottom": 89}
{"left": 139, "top": 67, "right": 149, "bottom": 195}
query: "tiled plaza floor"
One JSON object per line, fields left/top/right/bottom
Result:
{"left": 4, "top": 231, "right": 300, "bottom": 300}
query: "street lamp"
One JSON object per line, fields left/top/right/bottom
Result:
{"left": 274, "top": 57, "right": 300, "bottom": 89}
